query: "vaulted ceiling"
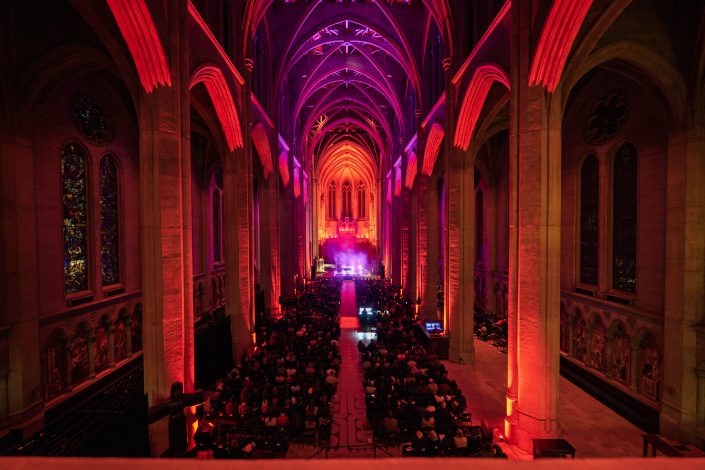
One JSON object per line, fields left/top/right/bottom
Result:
{"left": 246, "top": 0, "right": 450, "bottom": 181}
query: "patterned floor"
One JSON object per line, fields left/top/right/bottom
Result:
{"left": 288, "top": 281, "right": 394, "bottom": 458}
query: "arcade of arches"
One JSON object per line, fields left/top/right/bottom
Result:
{"left": 1, "top": 0, "right": 705, "bottom": 461}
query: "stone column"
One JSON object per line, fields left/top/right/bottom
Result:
{"left": 279, "top": 174, "right": 295, "bottom": 298}
{"left": 0, "top": 362, "right": 9, "bottom": 426}
{"left": 139, "top": 8, "right": 195, "bottom": 451}
{"left": 486, "top": 183, "right": 498, "bottom": 318}
{"left": 660, "top": 125, "right": 705, "bottom": 442}
{"left": 420, "top": 174, "right": 439, "bottom": 321}
{"left": 392, "top": 168, "right": 403, "bottom": 285}
{"left": 258, "top": 172, "right": 280, "bottom": 317}
{"left": 402, "top": 176, "right": 416, "bottom": 299}
{"left": 223, "top": 148, "right": 253, "bottom": 361}
{"left": 446, "top": 147, "right": 475, "bottom": 364}
{"left": 445, "top": 57, "right": 475, "bottom": 364}
{"left": 505, "top": 0, "right": 562, "bottom": 451}
{"left": 0, "top": 130, "right": 43, "bottom": 434}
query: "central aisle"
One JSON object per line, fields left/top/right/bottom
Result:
{"left": 328, "top": 280, "right": 375, "bottom": 457}
{"left": 339, "top": 280, "right": 360, "bottom": 329}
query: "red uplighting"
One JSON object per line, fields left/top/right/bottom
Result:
{"left": 394, "top": 162, "right": 402, "bottom": 197}
{"left": 529, "top": 0, "right": 593, "bottom": 92}
{"left": 454, "top": 64, "right": 509, "bottom": 151}
{"left": 293, "top": 160, "right": 301, "bottom": 198}
{"left": 278, "top": 151, "right": 290, "bottom": 187}
{"left": 405, "top": 152, "right": 418, "bottom": 189}
{"left": 386, "top": 173, "right": 393, "bottom": 205}
{"left": 422, "top": 123, "right": 445, "bottom": 176}
{"left": 252, "top": 124, "right": 274, "bottom": 176}
{"left": 107, "top": 0, "right": 171, "bottom": 92}
{"left": 188, "top": 1, "right": 244, "bottom": 86}
{"left": 190, "top": 65, "right": 244, "bottom": 151}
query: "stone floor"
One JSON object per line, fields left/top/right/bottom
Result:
{"left": 445, "top": 339, "right": 645, "bottom": 459}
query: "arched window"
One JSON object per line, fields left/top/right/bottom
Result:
{"left": 62, "top": 143, "right": 90, "bottom": 294}
{"left": 100, "top": 154, "right": 120, "bottom": 286}
{"left": 342, "top": 180, "right": 352, "bottom": 219}
{"left": 475, "top": 189, "right": 483, "bottom": 263}
{"left": 328, "top": 182, "right": 337, "bottom": 219}
{"left": 579, "top": 155, "right": 599, "bottom": 285}
{"left": 612, "top": 143, "right": 637, "bottom": 292}
{"left": 357, "top": 181, "right": 366, "bottom": 219}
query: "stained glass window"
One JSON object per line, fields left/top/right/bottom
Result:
{"left": 342, "top": 181, "right": 352, "bottom": 219}
{"left": 476, "top": 190, "right": 483, "bottom": 263}
{"left": 357, "top": 182, "right": 366, "bottom": 219}
{"left": 62, "top": 143, "right": 89, "bottom": 294}
{"left": 70, "top": 92, "right": 116, "bottom": 146}
{"left": 580, "top": 155, "right": 599, "bottom": 285}
{"left": 612, "top": 143, "right": 638, "bottom": 292}
{"left": 213, "top": 189, "right": 222, "bottom": 262}
{"left": 328, "top": 182, "right": 336, "bottom": 219}
{"left": 100, "top": 154, "right": 120, "bottom": 285}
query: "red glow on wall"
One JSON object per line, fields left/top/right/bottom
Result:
{"left": 422, "top": 124, "right": 445, "bottom": 176}
{"left": 278, "top": 151, "right": 290, "bottom": 187}
{"left": 252, "top": 124, "right": 274, "bottom": 176}
{"left": 303, "top": 172, "right": 309, "bottom": 204}
{"left": 190, "top": 65, "right": 244, "bottom": 151}
{"left": 454, "top": 64, "right": 509, "bottom": 151}
{"left": 386, "top": 173, "right": 393, "bottom": 205}
{"left": 188, "top": 1, "right": 245, "bottom": 86}
{"left": 405, "top": 152, "right": 418, "bottom": 189}
{"left": 293, "top": 159, "right": 301, "bottom": 198}
{"left": 529, "top": 0, "right": 593, "bottom": 92}
{"left": 107, "top": 0, "right": 171, "bottom": 92}
{"left": 394, "top": 163, "right": 402, "bottom": 197}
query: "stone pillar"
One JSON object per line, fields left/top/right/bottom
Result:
{"left": 660, "top": 125, "right": 705, "bottom": 442}
{"left": 258, "top": 173, "right": 280, "bottom": 317}
{"left": 420, "top": 174, "right": 439, "bottom": 321}
{"left": 312, "top": 178, "right": 319, "bottom": 260}
{"left": 486, "top": 184, "right": 498, "bottom": 318}
{"left": 446, "top": 147, "right": 475, "bottom": 364}
{"left": 505, "top": 0, "right": 562, "bottom": 451}
{"left": 140, "top": 12, "right": 195, "bottom": 459}
{"left": 279, "top": 176, "right": 295, "bottom": 299}
{"left": 444, "top": 57, "right": 475, "bottom": 364}
{"left": 0, "top": 131, "right": 43, "bottom": 435}
{"left": 0, "top": 362, "right": 9, "bottom": 426}
{"left": 402, "top": 176, "right": 416, "bottom": 299}
{"left": 223, "top": 149, "right": 253, "bottom": 361}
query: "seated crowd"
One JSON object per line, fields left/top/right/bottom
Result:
{"left": 193, "top": 278, "right": 342, "bottom": 458}
{"left": 474, "top": 309, "right": 508, "bottom": 353}
{"left": 357, "top": 279, "right": 496, "bottom": 457}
